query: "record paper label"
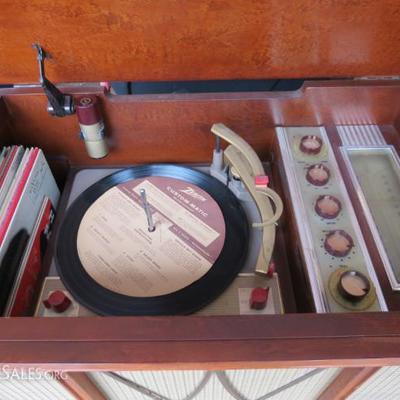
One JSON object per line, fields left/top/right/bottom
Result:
{"left": 77, "top": 176, "right": 226, "bottom": 297}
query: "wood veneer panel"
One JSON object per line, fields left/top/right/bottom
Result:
{"left": 318, "top": 367, "right": 379, "bottom": 400}
{"left": 2, "top": 81, "right": 400, "bottom": 166}
{"left": 59, "top": 372, "right": 106, "bottom": 400}
{"left": 2, "top": 312, "right": 400, "bottom": 342}
{"left": 1, "top": 1, "right": 400, "bottom": 83}
{"left": 0, "top": 313, "right": 399, "bottom": 369}
{"left": 0, "top": 337, "right": 399, "bottom": 370}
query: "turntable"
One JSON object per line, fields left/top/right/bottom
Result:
{"left": 40, "top": 124, "right": 287, "bottom": 316}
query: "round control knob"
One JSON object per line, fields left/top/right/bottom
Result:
{"left": 299, "top": 135, "right": 323, "bottom": 155}
{"left": 315, "top": 195, "right": 342, "bottom": 219}
{"left": 43, "top": 291, "right": 72, "bottom": 313}
{"left": 324, "top": 230, "right": 354, "bottom": 257}
{"left": 306, "top": 164, "right": 330, "bottom": 186}
{"left": 249, "top": 287, "right": 269, "bottom": 310}
{"left": 338, "top": 270, "right": 370, "bottom": 302}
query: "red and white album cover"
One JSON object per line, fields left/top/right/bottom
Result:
{"left": 0, "top": 148, "right": 59, "bottom": 264}
{"left": 5, "top": 197, "right": 55, "bottom": 316}
{"left": 0, "top": 146, "right": 24, "bottom": 204}
{"left": 0, "top": 146, "right": 16, "bottom": 190}
{"left": 0, "top": 147, "right": 10, "bottom": 177}
{"left": 0, "top": 147, "right": 36, "bottom": 242}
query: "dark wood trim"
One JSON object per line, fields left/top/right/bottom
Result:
{"left": 0, "top": 97, "right": 13, "bottom": 146}
{"left": 318, "top": 367, "right": 379, "bottom": 400}
{"left": 0, "top": 312, "right": 400, "bottom": 369}
{"left": 59, "top": 372, "right": 106, "bottom": 400}
{"left": 2, "top": 81, "right": 400, "bottom": 167}
{"left": 2, "top": 311, "right": 400, "bottom": 342}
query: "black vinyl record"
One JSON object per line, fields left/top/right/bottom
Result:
{"left": 56, "top": 164, "right": 248, "bottom": 315}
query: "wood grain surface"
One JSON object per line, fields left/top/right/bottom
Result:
{"left": 318, "top": 367, "right": 379, "bottom": 400}
{"left": 0, "top": 312, "right": 400, "bottom": 369}
{"left": 59, "top": 372, "right": 106, "bottom": 400}
{"left": 1, "top": 1, "right": 400, "bottom": 83}
{"left": 2, "top": 81, "right": 400, "bottom": 166}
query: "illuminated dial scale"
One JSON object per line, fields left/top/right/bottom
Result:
{"left": 341, "top": 147, "right": 400, "bottom": 290}
{"left": 278, "top": 127, "right": 386, "bottom": 312}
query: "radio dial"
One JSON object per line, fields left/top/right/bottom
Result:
{"left": 315, "top": 195, "right": 342, "bottom": 219}
{"left": 324, "top": 230, "right": 354, "bottom": 257}
{"left": 338, "top": 270, "right": 370, "bottom": 302}
{"left": 300, "top": 135, "right": 323, "bottom": 155}
{"left": 306, "top": 164, "right": 330, "bottom": 186}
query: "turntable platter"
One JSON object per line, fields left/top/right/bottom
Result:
{"left": 77, "top": 175, "right": 226, "bottom": 297}
{"left": 56, "top": 164, "right": 248, "bottom": 315}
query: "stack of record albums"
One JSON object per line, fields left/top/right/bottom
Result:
{"left": 0, "top": 145, "right": 59, "bottom": 316}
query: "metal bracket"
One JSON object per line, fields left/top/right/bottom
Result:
{"left": 32, "top": 44, "right": 75, "bottom": 117}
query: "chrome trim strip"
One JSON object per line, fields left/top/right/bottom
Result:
{"left": 336, "top": 125, "right": 385, "bottom": 146}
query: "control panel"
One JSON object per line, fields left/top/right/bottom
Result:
{"left": 276, "top": 126, "right": 387, "bottom": 312}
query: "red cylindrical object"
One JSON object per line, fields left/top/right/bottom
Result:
{"left": 43, "top": 291, "right": 71, "bottom": 313}
{"left": 75, "top": 95, "right": 108, "bottom": 159}
{"left": 75, "top": 95, "right": 102, "bottom": 125}
{"left": 266, "top": 261, "right": 276, "bottom": 278}
{"left": 250, "top": 287, "right": 269, "bottom": 310}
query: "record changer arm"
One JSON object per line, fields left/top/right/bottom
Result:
{"left": 210, "top": 123, "right": 283, "bottom": 275}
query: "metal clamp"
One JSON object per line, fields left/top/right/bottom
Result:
{"left": 32, "top": 44, "right": 75, "bottom": 117}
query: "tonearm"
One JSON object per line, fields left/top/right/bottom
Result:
{"left": 210, "top": 123, "right": 283, "bottom": 275}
